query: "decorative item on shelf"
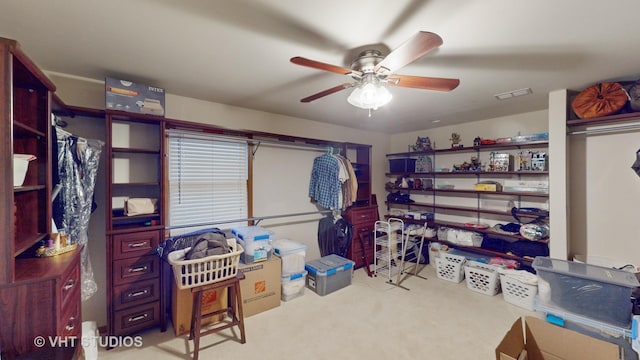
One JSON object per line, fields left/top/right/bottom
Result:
{"left": 449, "top": 132, "right": 463, "bottom": 148}
{"left": 488, "top": 152, "right": 512, "bottom": 172}
{"left": 452, "top": 155, "right": 483, "bottom": 172}
{"left": 473, "top": 136, "right": 481, "bottom": 147}
{"left": 415, "top": 155, "right": 432, "bottom": 172}
{"left": 530, "top": 152, "right": 547, "bottom": 171}
{"left": 512, "top": 132, "right": 548, "bottom": 142}
{"left": 481, "top": 139, "right": 496, "bottom": 145}
{"left": 571, "top": 82, "right": 628, "bottom": 119}
{"left": 410, "top": 136, "right": 432, "bottom": 152}
{"left": 36, "top": 231, "right": 78, "bottom": 257}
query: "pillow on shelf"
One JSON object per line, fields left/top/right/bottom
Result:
{"left": 571, "top": 82, "right": 628, "bottom": 119}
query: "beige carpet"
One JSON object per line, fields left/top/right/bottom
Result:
{"left": 97, "top": 264, "right": 536, "bottom": 360}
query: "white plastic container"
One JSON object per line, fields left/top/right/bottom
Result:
{"left": 435, "top": 253, "right": 466, "bottom": 283}
{"left": 281, "top": 271, "right": 307, "bottom": 301}
{"left": 231, "top": 226, "right": 274, "bottom": 264}
{"left": 81, "top": 321, "right": 99, "bottom": 360}
{"left": 13, "top": 154, "right": 36, "bottom": 186}
{"left": 500, "top": 273, "right": 538, "bottom": 311}
{"left": 273, "top": 239, "right": 307, "bottom": 275}
{"left": 464, "top": 261, "right": 501, "bottom": 296}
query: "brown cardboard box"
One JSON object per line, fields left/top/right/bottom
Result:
{"left": 238, "top": 255, "right": 281, "bottom": 317}
{"left": 496, "top": 316, "right": 621, "bottom": 360}
{"left": 171, "top": 284, "right": 228, "bottom": 336}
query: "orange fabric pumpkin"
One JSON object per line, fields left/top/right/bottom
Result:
{"left": 571, "top": 82, "right": 628, "bottom": 119}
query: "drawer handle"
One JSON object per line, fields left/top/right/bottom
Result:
{"left": 127, "top": 289, "right": 149, "bottom": 298}
{"left": 128, "top": 313, "right": 148, "bottom": 323}
{"left": 128, "top": 242, "right": 147, "bottom": 248}
{"left": 65, "top": 317, "right": 76, "bottom": 332}
{"left": 62, "top": 279, "right": 75, "bottom": 291}
{"left": 128, "top": 266, "right": 149, "bottom": 273}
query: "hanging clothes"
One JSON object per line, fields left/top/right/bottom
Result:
{"left": 54, "top": 126, "right": 104, "bottom": 301}
{"left": 309, "top": 152, "right": 341, "bottom": 210}
{"left": 334, "top": 154, "right": 358, "bottom": 209}
{"left": 317, "top": 214, "right": 353, "bottom": 257}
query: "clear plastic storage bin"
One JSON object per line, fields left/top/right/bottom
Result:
{"left": 273, "top": 239, "right": 307, "bottom": 275}
{"left": 231, "top": 226, "right": 274, "bottom": 264}
{"left": 281, "top": 271, "right": 307, "bottom": 301}
{"left": 533, "top": 257, "right": 640, "bottom": 328}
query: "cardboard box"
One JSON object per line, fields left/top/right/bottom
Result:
{"left": 238, "top": 256, "right": 281, "bottom": 317}
{"left": 171, "top": 284, "right": 228, "bottom": 336}
{"left": 496, "top": 316, "right": 621, "bottom": 360}
{"left": 475, "top": 182, "right": 503, "bottom": 191}
{"left": 105, "top": 77, "right": 165, "bottom": 116}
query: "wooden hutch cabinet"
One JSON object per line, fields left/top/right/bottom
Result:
{"left": 0, "top": 37, "right": 82, "bottom": 359}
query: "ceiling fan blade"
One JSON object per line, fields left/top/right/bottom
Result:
{"left": 291, "top": 57, "right": 362, "bottom": 77}
{"left": 387, "top": 74, "right": 460, "bottom": 92}
{"left": 374, "top": 31, "right": 443, "bottom": 75}
{"left": 300, "top": 83, "right": 355, "bottom": 103}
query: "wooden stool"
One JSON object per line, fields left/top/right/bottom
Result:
{"left": 189, "top": 272, "right": 246, "bottom": 360}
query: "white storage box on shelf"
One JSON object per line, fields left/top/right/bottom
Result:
{"left": 281, "top": 271, "right": 307, "bottom": 301}
{"left": 273, "top": 239, "right": 307, "bottom": 275}
{"left": 13, "top": 154, "right": 36, "bottom": 186}
{"left": 464, "top": 261, "right": 501, "bottom": 296}
{"left": 231, "top": 225, "right": 274, "bottom": 264}
{"left": 499, "top": 270, "right": 538, "bottom": 311}
{"left": 533, "top": 256, "right": 640, "bottom": 328}
{"left": 435, "top": 253, "right": 466, "bottom": 283}
{"left": 167, "top": 239, "right": 243, "bottom": 290}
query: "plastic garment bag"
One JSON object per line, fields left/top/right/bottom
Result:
{"left": 54, "top": 127, "right": 104, "bottom": 301}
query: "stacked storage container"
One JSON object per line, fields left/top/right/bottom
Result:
{"left": 231, "top": 226, "right": 274, "bottom": 264}
{"left": 273, "top": 239, "right": 307, "bottom": 301}
{"left": 532, "top": 257, "right": 640, "bottom": 359}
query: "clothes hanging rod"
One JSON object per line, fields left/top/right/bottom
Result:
{"left": 165, "top": 209, "right": 334, "bottom": 230}
{"left": 567, "top": 123, "right": 640, "bottom": 136}
{"left": 166, "top": 129, "right": 339, "bottom": 153}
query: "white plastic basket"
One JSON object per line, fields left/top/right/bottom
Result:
{"left": 464, "top": 261, "right": 501, "bottom": 296}
{"left": 500, "top": 274, "right": 538, "bottom": 310}
{"left": 168, "top": 239, "right": 243, "bottom": 290}
{"left": 435, "top": 253, "right": 466, "bottom": 283}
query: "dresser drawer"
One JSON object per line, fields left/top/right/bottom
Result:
{"left": 113, "top": 255, "right": 159, "bottom": 286}
{"left": 345, "top": 206, "right": 378, "bottom": 225}
{"left": 113, "top": 278, "right": 160, "bottom": 311}
{"left": 59, "top": 262, "right": 80, "bottom": 311}
{"left": 113, "top": 230, "right": 160, "bottom": 260}
{"left": 58, "top": 299, "right": 81, "bottom": 337}
{"left": 113, "top": 302, "right": 160, "bottom": 336}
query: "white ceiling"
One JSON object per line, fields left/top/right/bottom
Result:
{"left": 1, "top": 0, "right": 639, "bottom": 133}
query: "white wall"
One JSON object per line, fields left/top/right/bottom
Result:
{"left": 390, "top": 110, "right": 548, "bottom": 152}
{"left": 567, "top": 122, "right": 640, "bottom": 268}
{"left": 50, "top": 73, "right": 389, "bottom": 328}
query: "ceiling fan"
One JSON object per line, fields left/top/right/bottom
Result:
{"left": 290, "top": 31, "right": 460, "bottom": 112}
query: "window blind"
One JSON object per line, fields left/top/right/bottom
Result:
{"left": 167, "top": 129, "right": 248, "bottom": 235}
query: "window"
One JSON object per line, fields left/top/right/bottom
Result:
{"left": 167, "top": 129, "right": 248, "bottom": 235}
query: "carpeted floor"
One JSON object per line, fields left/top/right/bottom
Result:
{"left": 96, "top": 263, "right": 537, "bottom": 360}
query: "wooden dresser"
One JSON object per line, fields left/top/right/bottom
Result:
{"left": 344, "top": 205, "right": 379, "bottom": 269}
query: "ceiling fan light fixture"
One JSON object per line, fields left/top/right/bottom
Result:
{"left": 347, "top": 78, "right": 392, "bottom": 110}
